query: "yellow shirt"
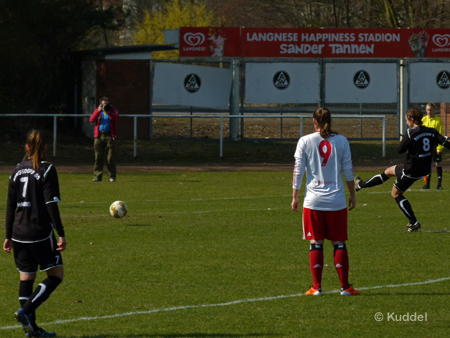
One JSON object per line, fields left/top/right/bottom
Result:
{"left": 422, "top": 115, "right": 444, "bottom": 153}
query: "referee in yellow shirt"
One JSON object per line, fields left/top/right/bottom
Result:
{"left": 422, "top": 102, "right": 444, "bottom": 190}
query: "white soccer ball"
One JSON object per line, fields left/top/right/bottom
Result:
{"left": 109, "top": 201, "right": 128, "bottom": 218}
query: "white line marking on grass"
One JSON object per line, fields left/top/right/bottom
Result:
{"left": 2, "top": 276, "right": 450, "bottom": 331}
{"left": 65, "top": 195, "right": 292, "bottom": 206}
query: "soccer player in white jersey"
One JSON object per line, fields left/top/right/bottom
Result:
{"left": 291, "top": 107, "right": 359, "bottom": 296}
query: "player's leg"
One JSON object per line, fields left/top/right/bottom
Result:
{"left": 327, "top": 209, "right": 359, "bottom": 296}
{"left": 422, "top": 173, "right": 431, "bottom": 189}
{"left": 13, "top": 242, "right": 39, "bottom": 334}
{"left": 106, "top": 137, "right": 116, "bottom": 181}
{"left": 20, "top": 236, "right": 63, "bottom": 337}
{"left": 93, "top": 136, "right": 106, "bottom": 181}
{"left": 436, "top": 154, "right": 443, "bottom": 189}
{"left": 303, "top": 208, "right": 324, "bottom": 295}
{"left": 392, "top": 174, "right": 420, "bottom": 232}
{"left": 355, "top": 165, "right": 395, "bottom": 191}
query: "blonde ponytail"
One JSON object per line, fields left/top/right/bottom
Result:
{"left": 26, "top": 130, "right": 47, "bottom": 169}
{"left": 313, "top": 107, "right": 337, "bottom": 139}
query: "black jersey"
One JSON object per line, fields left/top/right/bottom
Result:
{"left": 398, "top": 126, "right": 450, "bottom": 178}
{"left": 5, "top": 159, "right": 63, "bottom": 242}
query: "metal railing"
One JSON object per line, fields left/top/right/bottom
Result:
{"left": 1, "top": 114, "right": 386, "bottom": 158}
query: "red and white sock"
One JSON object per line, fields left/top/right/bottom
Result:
{"left": 309, "top": 243, "right": 323, "bottom": 290}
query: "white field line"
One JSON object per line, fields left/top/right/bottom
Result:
{"left": 65, "top": 195, "right": 292, "bottom": 205}
{"left": 1, "top": 276, "right": 450, "bottom": 331}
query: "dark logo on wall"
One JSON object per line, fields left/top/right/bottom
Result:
{"left": 437, "top": 71, "right": 450, "bottom": 89}
{"left": 354, "top": 70, "right": 370, "bottom": 89}
{"left": 184, "top": 74, "right": 201, "bottom": 92}
{"left": 273, "top": 71, "right": 290, "bottom": 90}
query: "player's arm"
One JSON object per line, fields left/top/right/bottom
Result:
{"left": 342, "top": 139, "right": 356, "bottom": 210}
{"left": 292, "top": 139, "right": 306, "bottom": 212}
{"left": 46, "top": 202, "right": 66, "bottom": 252}
{"left": 397, "top": 129, "right": 411, "bottom": 154}
{"left": 4, "top": 178, "right": 16, "bottom": 253}
{"left": 436, "top": 119, "right": 444, "bottom": 153}
{"left": 292, "top": 188, "right": 300, "bottom": 212}
{"left": 346, "top": 180, "right": 356, "bottom": 211}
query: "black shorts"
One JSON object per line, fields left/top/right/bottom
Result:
{"left": 13, "top": 232, "right": 63, "bottom": 274}
{"left": 394, "top": 164, "right": 420, "bottom": 193}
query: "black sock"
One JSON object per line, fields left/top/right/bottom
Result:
{"left": 19, "top": 280, "right": 36, "bottom": 322}
{"left": 360, "top": 172, "right": 389, "bottom": 188}
{"left": 23, "top": 276, "right": 62, "bottom": 314}
{"left": 394, "top": 195, "right": 416, "bottom": 224}
{"left": 437, "top": 167, "right": 443, "bottom": 185}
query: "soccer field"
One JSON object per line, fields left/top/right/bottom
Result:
{"left": 1, "top": 171, "right": 449, "bottom": 337}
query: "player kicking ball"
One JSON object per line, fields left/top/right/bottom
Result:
{"left": 355, "top": 108, "right": 450, "bottom": 232}
{"left": 292, "top": 107, "right": 359, "bottom": 296}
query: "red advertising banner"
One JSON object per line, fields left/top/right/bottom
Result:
{"left": 179, "top": 27, "right": 241, "bottom": 58}
{"left": 242, "top": 28, "right": 450, "bottom": 58}
{"left": 180, "top": 27, "right": 450, "bottom": 58}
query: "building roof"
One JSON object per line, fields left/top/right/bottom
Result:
{"left": 74, "top": 44, "right": 178, "bottom": 60}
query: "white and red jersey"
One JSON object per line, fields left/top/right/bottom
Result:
{"left": 293, "top": 132, "right": 353, "bottom": 211}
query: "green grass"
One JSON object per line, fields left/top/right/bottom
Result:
{"left": 1, "top": 171, "right": 450, "bottom": 337}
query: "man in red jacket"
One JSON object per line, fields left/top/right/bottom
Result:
{"left": 89, "top": 97, "right": 120, "bottom": 182}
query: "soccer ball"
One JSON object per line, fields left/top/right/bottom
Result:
{"left": 109, "top": 201, "right": 128, "bottom": 218}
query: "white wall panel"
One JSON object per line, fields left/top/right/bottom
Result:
{"left": 325, "top": 62, "right": 398, "bottom": 103}
{"left": 409, "top": 62, "right": 450, "bottom": 103}
{"left": 245, "top": 62, "right": 320, "bottom": 104}
{"left": 153, "top": 63, "right": 232, "bottom": 109}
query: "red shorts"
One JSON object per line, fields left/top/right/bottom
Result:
{"left": 302, "top": 208, "right": 348, "bottom": 241}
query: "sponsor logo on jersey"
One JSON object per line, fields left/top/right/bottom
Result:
{"left": 354, "top": 70, "right": 370, "bottom": 89}
{"left": 184, "top": 74, "right": 201, "bottom": 92}
{"left": 436, "top": 71, "right": 450, "bottom": 89}
{"left": 273, "top": 71, "right": 290, "bottom": 89}
{"left": 17, "top": 202, "right": 31, "bottom": 207}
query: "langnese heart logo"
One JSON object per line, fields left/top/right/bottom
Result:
{"left": 184, "top": 33, "right": 205, "bottom": 46}
{"left": 432, "top": 34, "right": 450, "bottom": 48}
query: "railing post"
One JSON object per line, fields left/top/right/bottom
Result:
{"left": 190, "top": 106, "right": 193, "bottom": 139}
{"left": 53, "top": 115, "right": 57, "bottom": 157}
{"left": 280, "top": 104, "right": 283, "bottom": 139}
{"left": 220, "top": 116, "right": 224, "bottom": 158}
{"left": 300, "top": 116, "right": 303, "bottom": 138}
{"left": 360, "top": 103, "right": 363, "bottom": 139}
{"left": 382, "top": 116, "right": 386, "bottom": 158}
{"left": 134, "top": 116, "right": 137, "bottom": 158}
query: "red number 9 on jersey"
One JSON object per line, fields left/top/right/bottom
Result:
{"left": 319, "top": 140, "right": 332, "bottom": 166}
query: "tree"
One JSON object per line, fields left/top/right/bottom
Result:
{"left": 133, "top": 0, "right": 215, "bottom": 59}
{"left": 0, "top": 0, "right": 125, "bottom": 122}
{"left": 0, "top": 0, "right": 126, "bottom": 137}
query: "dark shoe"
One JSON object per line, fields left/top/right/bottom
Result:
{"left": 109, "top": 178, "right": 115, "bottom": 182}
{"left": 354, "top": 176, "right": 362, "bottom": 191}
{"left": 421, "top": 185, "right": 430, "bottom": 190}
{"left": 436, "top": 186, "right": 443, "bottom": 190}
{"left": 14, "top": 309, "right": 35, "bottom": 334}
{"left": 92, "top": 178, "right": 101, "bottom": 182}
{"left": 407, "top": 221, "right": 421, "bottom": 232}
{"left": 27, "top": 327, "right": 56, "bottom": 337}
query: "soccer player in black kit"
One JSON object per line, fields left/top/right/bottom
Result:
{"left": 354, "top": 108, "right": 450, "bottom": 232}
{"left": 3, "top": 130, "right": 66, "bottom": 337}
